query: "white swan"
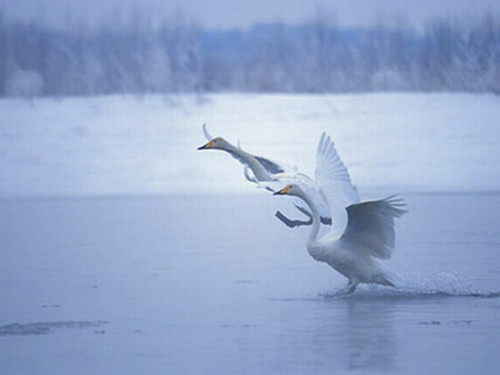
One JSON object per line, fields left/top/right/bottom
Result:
{"left": 197, "top": 123, "right": 289, "bottom": 183}
{"left": 273, "top": 133, "right": 406, "bottom": 293}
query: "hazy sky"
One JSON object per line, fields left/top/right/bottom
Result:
{"left": 2, "top": 0, "right": 499, "bottom": 29}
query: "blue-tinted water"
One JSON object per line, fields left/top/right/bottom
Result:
{"left": 1, "top": 193, "right": 499, "bottom": 374}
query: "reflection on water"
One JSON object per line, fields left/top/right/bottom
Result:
{"left": 343, "top": 299, "right": 397, "bottom": 372}
{"left": 305, "top": 297, "right": 398, "bottom": 372}
{"left": 289, "top": 283, "right": 500, "bottom": 374}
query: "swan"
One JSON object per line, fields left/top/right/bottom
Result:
{"left": 197, "top": 124, "right": 334, "bottom": 227}
{"left": 273, "top": 133, "right": 406, "bottom": 293}
{"left": 197, "top": 123, "right": 288, "bottom": 183}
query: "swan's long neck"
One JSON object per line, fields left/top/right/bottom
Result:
{"left": 225, "top": 143, "right": 272, "bottom": 181}
{"left": 299, "top": 192, "right": 321, "bottom": 248}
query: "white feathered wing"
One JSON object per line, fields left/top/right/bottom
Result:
{"left": 315, "top": 132, "right": 406, "bottom": 259}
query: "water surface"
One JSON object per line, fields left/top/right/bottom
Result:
{"left": 1, "top": 193, "right": 499, "bottom": 374}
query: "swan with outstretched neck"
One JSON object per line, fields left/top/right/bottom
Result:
{"left": 273, "top": 133, "right": 406, "bottom": 294}
{"left": 198, "top": 124, "right": 334, "bottom": 227}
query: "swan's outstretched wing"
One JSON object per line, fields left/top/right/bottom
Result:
{"left": 315, "top": 132, "right": 360, "bottom": 237}
{"left": 254, "top": 156, "right": 285, "bottom": 174}
{"left": 202, "top": 123, "right": 213, "bottom": 141}
{"left": 341, "top": 196, "right": 407, "bottom": 259}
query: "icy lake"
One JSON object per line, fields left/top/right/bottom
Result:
{"left": 1, "top": 93, "right": 500, "bottom": 374}
{"left": 1, "top": 193, "right": 500, "bottom": 374}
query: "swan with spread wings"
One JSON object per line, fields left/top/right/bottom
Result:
{"left": 273, "top": 133, "right": 406, "bottom": 293}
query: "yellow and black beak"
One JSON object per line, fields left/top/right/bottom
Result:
{"left": 273, "top": 185, "right": 291, "bottom": 195}
{"left": 197, "top": 140, "right": 214, "bottom": 150}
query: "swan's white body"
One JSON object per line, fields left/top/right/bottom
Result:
{"left": 274, "top": 133, "right": 406, "bottom": 293}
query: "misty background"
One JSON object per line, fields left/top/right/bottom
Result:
{"left": 1, "top": 0, "right": 499, "bottom": 97}
{"left": 2, "top": 3, "right": 500, "bottom": 375}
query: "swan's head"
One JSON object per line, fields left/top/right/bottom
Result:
{"left": 273, "top": 184, "right": 304, "bottom": 197}
{"left": 197, "top": 137, "right": 230, "bottom": 151}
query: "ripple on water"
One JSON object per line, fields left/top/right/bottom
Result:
{"left": 0, "top": 321, "right": 107, "bottom": 336}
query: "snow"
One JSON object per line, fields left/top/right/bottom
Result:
{"left": 1, "top": 93, "right": 499, "bottom": 196}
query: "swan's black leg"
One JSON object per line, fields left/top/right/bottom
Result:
{"left": 342, "top": 279, "right": 359, "bottom": 294}
{"left": 275, "top": 211, "right": 312, "bottom": 228}
{"left": 345, "top": 282, "right": 358, "bottom": 294}
{"left": 294, "top": 204, "right": 331, "bottom": 225}
{"left": 274, "top": 204, "right": 331, "bottom": 228}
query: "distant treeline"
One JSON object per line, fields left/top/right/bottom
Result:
{"left": 1, "top": 12, "right": 499, "bottom": 97}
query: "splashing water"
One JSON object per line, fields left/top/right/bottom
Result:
{"left": 397, "top": 271, "right": 500, "bottom": 297}
{"left": 321, "top": 272, "right": 500, "bottom": 299}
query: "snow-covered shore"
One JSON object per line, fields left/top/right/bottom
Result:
{"left": 1, "top": 93, "right": 499, "bottom": 196}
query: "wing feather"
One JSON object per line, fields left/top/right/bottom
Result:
{"left": 341, "top": 196, "right": 407, "bottom": 259}
{"left": 255, "top": 156, "right": 285, "bottom": 174}
{"left": 315, "top": 132, "right": 360, "bottom": 237}
{"left": 202, "top": 123, "right": 213, "bottom": 141}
